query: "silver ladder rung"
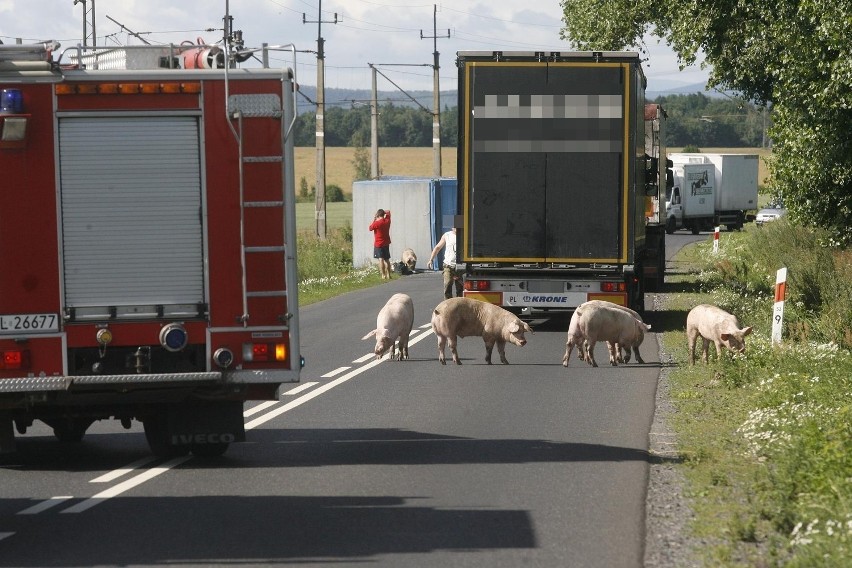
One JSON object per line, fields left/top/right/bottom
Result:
{"left": 247, "top": 290, "right": 287, "bottom": 298}
{"left": 245, "top": 200, "right": 285, "bottom": 208}
{"left": 244, "top": 156, "right": 283, "bottom": 163}
{"left": 245, "top": 246, "right": 286, "bottom": 253}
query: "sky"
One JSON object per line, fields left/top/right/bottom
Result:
{"left": 1, "top": 0, "right": 710, "bottom": 94}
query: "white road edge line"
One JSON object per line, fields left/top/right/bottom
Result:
{"left": 245, "top": 329, "right": 434, "bottom": 431}
{"left": 0, "top": 532, "right": 14, "bottom": 542}
{"left": 60, "top": 455, "right": 192, "bottom": 514}
{"left": 90, "top": 456, "right": 160, "bottom": 483}
{"left": 352, "top": 353, "right": 374, "bottom": 363}
{"left": 16, "top": 496, "right": 74, "bottom": 515}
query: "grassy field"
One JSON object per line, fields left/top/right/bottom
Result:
{"left": 294, "top": 146, "right": 458, "bottom": 198}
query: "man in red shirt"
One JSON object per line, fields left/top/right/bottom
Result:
{"left": 369, "top": 208, "right": 392, "bottom": 279}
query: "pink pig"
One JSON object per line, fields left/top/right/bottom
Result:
{"left": 686, "top": 304, "right": 753, "bottom": 365}
{"left": 431, "top": 297, "right": 533, "bottom": 365}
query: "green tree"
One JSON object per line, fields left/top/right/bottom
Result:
{"left": 560, "top": 0, "right": 852, "bottom": 244}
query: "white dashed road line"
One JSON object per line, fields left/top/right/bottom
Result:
{"left": 90, "top": 456, "right": 159, "bottom": 483}
{"left": 61, "top": 455, "right": 193, "bottom": 514}
{"left": 11, "top": 325, "right": 436, "bottom": 518}
{"left": 16, "top": 496, "right": 73, "bottom": 515}
{"left": 281, "top": 381, "right": 319, "bottom": 395}
{"left": 322, "top": 366, "right": 351, "bottom": 378}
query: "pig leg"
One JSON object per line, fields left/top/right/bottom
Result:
{"left": 483, "top": 338, "right": 495, "bottom": 364}
{"left": 437, "top": 334, "right": 447, "bottom": 365}
{"left": 687, "top": 329, "right": 698, "bottom": 365}
{"left": 496, "top": 340, "right": 509, "bottom": 365}
{"left": 562, "top": 342, "right": 574, "bottom": 367}
{"left": 701, "top": 337, "right": 711, "bottom": 364}
{"left": 632, "top": 346, "right": 645, "bottom": 364}
{"left": 448, "top": 334, "right": 462, "bottom": 365}
{"left": 607, "top": 342, "right": 619, "bottom": 366}
{"left": 713, "top": 339, "right": 724, "bottom": 361}
{"left": 585, "top": 340, "right": 599, "bottom": 367}
{"left": 399, "top": 334, "right": 410, "bottom": 360}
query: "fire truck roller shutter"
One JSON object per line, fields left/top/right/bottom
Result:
{"left": 58, "top": 116, "right": 205, "bottom": 310}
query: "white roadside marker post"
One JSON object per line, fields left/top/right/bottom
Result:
{"left": 772, "top": 267, "right": 787, "bottom": 345}
{"left": 713, "top": 226, "right": 720, "bottom": 253}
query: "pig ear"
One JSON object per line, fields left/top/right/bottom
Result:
{"left": 523, "top": 321, "right": 534, "bottom": 333}
{"left": 508, "top": 321, "right": 520, "bottom": 333}
{"left": 361, "top": 330, "right": 377, "bottom": 340}
{"left": 742, "top": 326, "right": 753, "bottom": 336}
{"left": 645, "top": 324, "right": 652, "bottom": 331}
{"left": 720, "top": 332, "right": 731, "bottom": 341}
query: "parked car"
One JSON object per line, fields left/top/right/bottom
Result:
{"left": 755, "top": 203, "right": 787, "bottom": 226}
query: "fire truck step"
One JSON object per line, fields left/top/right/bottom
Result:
{"left": 245, "top": 201, "right": 284, "bottom": 208}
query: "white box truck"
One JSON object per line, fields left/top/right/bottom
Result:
{"left": 666, "top": 153, "right": 759, "bottom": 232}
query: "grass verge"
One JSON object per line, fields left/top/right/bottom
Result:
{"left": 661, "top": 221, "right": 851, "bottom": 566}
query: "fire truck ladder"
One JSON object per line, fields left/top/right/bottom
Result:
{"left": 229, "top": 95, "right": 285, "bottom": 325}
{"left": 224, "top": 47, "right": 298, "bottom": 327}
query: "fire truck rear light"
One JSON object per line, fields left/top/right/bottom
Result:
{"left": 55, "top": 84, "right": 76, "bottom": 95}
{"left": 76, "top": 84, "right": 98, "bottom": 94}
{"left": 464, "top": 280, "right": 490, "bottom": 291}
{"left": 140, "top": 83, "right": 160, "bottom": 94}
{"left": 160, "top": 83, "right": 181, "bottom": 94}
{"left": 601, "top": 282, "right": 626, "bottom": 292}
{"left": 275, "top": 344, "right": 287, "bottom": 362}
{"left": 242, "top": 343, "right": 287, "bottom": 362}
{"left": 98, "top": 84, "right": 119, "bottom": 94}
{"left": 0, "top": 349, "right": 30, "bottom": 370}
{"left": 159, "top": 323, "right": 188, "bottom": 352}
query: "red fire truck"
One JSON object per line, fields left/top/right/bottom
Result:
{"left": 0, "top": 40, "right": 301, "bottom": 456}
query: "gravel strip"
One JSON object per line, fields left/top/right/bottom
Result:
{"left": 644, "top": 292, "right": 702, "bottom": 567}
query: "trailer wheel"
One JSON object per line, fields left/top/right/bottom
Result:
{"left": 690, "top": 224, "right": 700, "bottom": 235}
{"left": 143, "top": 413, "right": 190, "bottom": 457}
{"left": 665, "top": 217, "right": 676, "bottom": 234}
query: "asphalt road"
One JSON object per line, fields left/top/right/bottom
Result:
{"left": 0, "top": 233, "right": 707, "bottom": 568}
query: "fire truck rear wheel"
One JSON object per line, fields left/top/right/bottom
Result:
{"left": 143, "top": 414, "right": 190, "bottom": 458}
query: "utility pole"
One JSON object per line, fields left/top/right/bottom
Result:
{"left": 303, "top": 2, "right": 338, "bottom": 239}
{"left": 73, "top": 0, "right": 96, "bottom": 47}
{"left": 420, "top": 4, "right": 450, "bottom": 178}
{"left": 370, "top": 65, "right": 379, "bottom": 179}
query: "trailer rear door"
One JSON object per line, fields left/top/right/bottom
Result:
{"left": 462, "top": 61, "right": 628, "bottom": 263}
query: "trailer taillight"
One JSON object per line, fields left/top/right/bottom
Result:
{"left": 243, "top": 342, "right": 287, "bottom": 363}
{"left": 464, "top": 280, "right": 490, "bottom": 291}
{"left": 600, "top": 282, "right": 627, "bottom": 292}
{"left": 0, "top": 349, "right": 30, "bottom": 370}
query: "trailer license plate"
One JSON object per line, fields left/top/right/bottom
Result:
{"left": 0, "top": 313, "right": 60, "bottom": 334}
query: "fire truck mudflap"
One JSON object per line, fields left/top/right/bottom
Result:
{"left": 0, "top": 39, "right": 302, "bottom": 457}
